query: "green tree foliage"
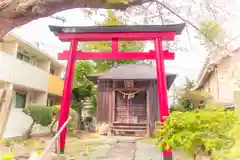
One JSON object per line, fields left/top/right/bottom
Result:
{"left": 73, "top": 59, "right": 97, "bottom": 130}
{"left": 74, "top": 61, "right": 96, "bottom": 113}
{"left": 80, "top": 10, "right": 144, "bottom": 72}
{"left": 176, "top": 90, "right": 211, "bottom": 111}
{"left": 24, "top": 105, "right": 53, "bottom": 126}
{"left": 199, "top": 20, "right": 224, "bottom": 51}
{"left": 183, "top": 77, "right": 196, "bottom": 91}
{"left": 75, "top": 60, "right": 95, "bottom": 83}
{"left": 72, "top": 83, "right": 93, "bottom": 109}
{"left": 106, "top": 0, "right": 131, "bottom": 4}
{"left": 154, "top": 107, "right": 240, "bottom": 160}
{"left": 89, "top": 93, "right": 97, "bottom": 116}
{"left": 71, "top": 83, "right": 94, "bottom": 130}
{"left": 50, "top": 105, "right": 78, "bottom": 134}
{"left": 23, "top": 105, "right": 53, "bottom": 139}
{"left": 171, "top": 78, "right": 211, "bottom": 112}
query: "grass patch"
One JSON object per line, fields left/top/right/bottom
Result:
{"left": 2, "top": 135, "right": 104, "bottom": 159}
{"left": 65, "top": 136, "right": 103, "bottom": 159}
{"left": 2, "top": 138, "right": 43, "bottom": 149}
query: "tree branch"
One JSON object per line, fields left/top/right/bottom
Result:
{"left": 203, "top": 0, "right": 217, "bottom": 20}
{"left": 0, "top": 0, "right": 12, "bottom": 10}
{"left": 0, "top": 0, "right": 152, "bottom": 39}
{"left": 209, "top": 1, "right": 240, "bottom": 20}
{"left": 155, "top": 0, "right": 229, "bottom": 55}
{"left": 155, "top": 1, "right": 200, "bottom": 33}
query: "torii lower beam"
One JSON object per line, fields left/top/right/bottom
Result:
{"left": 58, "top": 50, "right": 175, "bottom": 60}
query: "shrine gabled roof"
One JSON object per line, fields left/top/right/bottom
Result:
{"left": 49, "top": 23, "right": 186, "bottom": 35}
{"left": 87, "top": 64, "right": 177, "bottom": 89}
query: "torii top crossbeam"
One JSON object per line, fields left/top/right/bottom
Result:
{"left": 49, "top": 23, "right": 185, "bottom": 160}
{"left": 49, "top": 23, "right": 185, "bottom": 41}
{"left": 49, "top": 23, "right": 185, "bottom": 61}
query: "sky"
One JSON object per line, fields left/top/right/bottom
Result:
{"left": 11, "top": 0, "right": 240, "bottom": 90}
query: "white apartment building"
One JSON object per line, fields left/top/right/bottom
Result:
{"left": 0, "top": 33, "right": 65, "bottom": 138}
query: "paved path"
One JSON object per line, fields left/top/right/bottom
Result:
{"left": 79, "top": 136, "right": 163, "bottom": 160}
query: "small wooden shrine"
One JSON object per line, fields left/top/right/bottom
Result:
{"left": 87, "top": 64, "right": 176, "bottom": 136}
{"left": 49, "top": 23, "right": 185, "bottom": 159}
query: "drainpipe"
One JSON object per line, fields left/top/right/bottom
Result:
{"left": 215, "top": 67, "right": 220, "bottom": 100}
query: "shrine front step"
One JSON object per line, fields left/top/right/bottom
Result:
{"left": 112, "top": 128, "right": 147, "bottom": 137}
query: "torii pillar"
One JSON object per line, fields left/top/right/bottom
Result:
{"left": 49, "top": 23, "right": 185, "bottom": 160}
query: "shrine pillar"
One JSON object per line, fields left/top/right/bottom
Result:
{"left": 154, "top": 38, "right": 173, "bottom": 160}
{"left": 58, "top": 40, "right": 78, "bottom": 152}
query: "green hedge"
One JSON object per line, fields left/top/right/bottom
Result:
{"left": 23, "top": 105, "right": 53, "bottom": 126}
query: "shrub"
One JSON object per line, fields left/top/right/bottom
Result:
{"left": 24, "top": 105, "right": 53, "bottom": 126}
{"left": 23, "top": 105, "right": 53, "bottom": 139}
{"left": 154, "top": 107, "right": 240, "bottom": 160}
{"left": 176, "top": 91, "right": 211, "bottom": 111}
{"left": 170, "top": 104, "right": 185, "bottom": 112}
{"left": 51, "top": 105, "right": 77, "bottom": 118}
{"left": 2, "top": 152, "right": 14, "bottom": 160}
{"left": 49, "top": 105, "right": 78, "bottom": 134}
{"left": 3, "top": 139, "right": 15, "bottom": 147}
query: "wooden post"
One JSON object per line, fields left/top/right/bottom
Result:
{"left": 112, "top": 81, "right": 116, "bottom": 123}
{"left": 0, "top": 89, "right": 13, "bottom": 142}
{"left": 58, "top": 40, "right": 77, "bottom": 153}
{"left": 107, "top": 80, "right": 112, "bottom": 135}
{"left": 154, "top": 38, "right": 173, "bottom": 160}
{"left": 146, "top": 87, "right": 150, "bottom": 137}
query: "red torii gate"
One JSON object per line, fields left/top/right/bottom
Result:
{"left": 49, "top": 23, "right": 185, "bottom": 160}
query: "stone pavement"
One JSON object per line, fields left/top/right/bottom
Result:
{"left": 79, "top": 136, "right": 163, "bottom": 160}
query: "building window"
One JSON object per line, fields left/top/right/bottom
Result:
{"left": 47, "top": 98, "right": 55, "bottom": 106}
{"left": 17, "top": 52, "right": 30, "bottom": 63}
{"left": 15, "top": 92, "right": 26, "bottom": 108}
{"left": 50, "top": 68, "right": 55, "bottom": 75}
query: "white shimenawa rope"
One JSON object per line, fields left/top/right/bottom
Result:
{"left": 116, "top": 89, "right": 141, "bottom": 99}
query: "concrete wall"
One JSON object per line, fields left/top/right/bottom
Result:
{"left": 26, "top": 91, "right": 47, "bottom": 105}
{"left": 1, "top": 41, "right": 18, "bottom": 57}
{"left": 36, "top": 59, "right": 51, "bottom": 73}
{"left": 4, "top": 108, "right": 51, "bottom": 138}
{"left": 0, "top": 51, "right": 48, "bottom": 91}
{"left": 1, "top": 37, "right": 63, "bottom": 138}
{"left": 202, "top": 71, "right": 220, "bottom": 101}
{"left": 201, "top": 51, "right": 240, "bottom": 103}
{"left": 4, "top": 89, "right": 49, "bottom": 138}
{"left": 35, "top": 92, "right": 47, "bottom": 105}
{"left": 0, "top": 81, "right": 7, "bottom": 88}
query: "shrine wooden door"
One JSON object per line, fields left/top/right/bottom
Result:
{"left": 115, "top": 90, "right": 147, "bottom": 124}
